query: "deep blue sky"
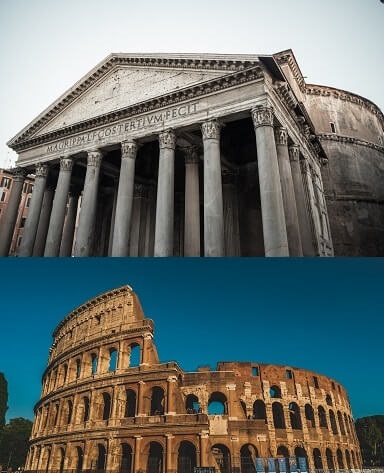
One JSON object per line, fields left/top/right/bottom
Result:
{"left": 0, "top": 258, "right": 383, "bottom": 423}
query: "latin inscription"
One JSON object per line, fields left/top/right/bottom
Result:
{"left": 46, "top": 102, "right": 199, "bottom": 153}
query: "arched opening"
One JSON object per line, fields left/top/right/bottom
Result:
{"left": 253, "top": 400, "right": 266, "bottom": 422}
{"left": 313, "top": 448, "right": 323, "bottom": 469}
{"left": 83, "top": 397, "right": 90, "bottom": 422}
{"left": 102, "top": 392, "right": 111, "bottom": 420}
{"left": 76, "top": 359, "right": 81, "bottom": 379}
{"left": 277, "top": 446, "right": 289, "bottom": 473}
{"left": 240, "top": 444, "right": 258, "bottom": 473}
{"left": 66, "top": 400, "right": 73, "bottom": 425}
{"left": 178, "top": 441, "right": 197, "bottom": 473}
{"left": 326, "top": 449, "right": 334, "bottom": 471}
{"left": 351, "top": 451, "right": 356, "bottom": 468}
{"left": 345, "top": 450, "right": 351, "bottom": 469}
{"left": 304, "top": 404, "right": 315, "bottom": 428}
{"left": 150, "top": 387, "right": 165, "bottom": 415}
{"left": 63, "top": 364, "right": 68, "bottom": 384}
{"left": 53, "top": 404, "right": 59, "bottom": 426}
{"left": 329, "top": 410, "right": 338, "bottom": 434}
{"left": 289, "top": 402, "right": 302, "bottom": 430}
{"left": 186, "top": 394, "right": 200, "bottom": 413}
{"left": 109, "top": 348, "right": 118, "bottom": 371}
{"left": 294, "top": 447, "right": 307, "bottom": 471}
{"left": 344, "top": 413, "right": 350, "bottom": 434}
{"left": 91, "top": 354, "right": 98, "bottom": 375}
{"left": 325, "top": 394, "right": 333, "bottom": 406}
{"left": 130, "top": 344, "right": 141, "bottom": 367}
{"left": 336, "top": 449, "right": 344, "bottom": 469}
{"left": 147, "top": 442, "right": 163, "bottom": 473}
{"left": 337, "top": 411, "right": 346, "bottom": 435}
{"left": 272, "top": 402, "right": 285, "bottom": 429}
{"left": 125, "top": 389, "right": 137, "bottom": 417}
{"left": 75, "top": 446, "right": 83, "bottom": 472}
{"left": 208, "top": 392, "right": 227, "bottom": 415}
{"left": 121, "top": 443, "right": 132, "bottom": 473}
{"left": 270, "top": 385, "right": 281, "bottom": 398}
{"left": 318, "top": 406, "right": 327, "bottom": 428}
{"left": 96, "top": 443, "right": 107, "bottom": 471}
{"left": 240, "top": 400, "right": 247, "bottom": 418}
{"left": 211, "top": 444, "right": 231, "bottom": 473}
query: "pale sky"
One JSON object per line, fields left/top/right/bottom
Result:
{"left": 0, "top": 0, "right": 383, "bottom": 168}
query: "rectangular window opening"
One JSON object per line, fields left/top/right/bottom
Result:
{"left": 313, "top": 376, "right": 319, "bottom": 388}
{"left": 286, "top": 369, "right": 293, "bottom": 379}
{"left": 330, "top": 122, "right": 336, "bottom": 134}
{"left": 252, "top": 366, "right": 259, "bottom": 376}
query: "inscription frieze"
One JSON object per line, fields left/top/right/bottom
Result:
{"left": 46, "top": 102, "right": 199, "bottom": 154}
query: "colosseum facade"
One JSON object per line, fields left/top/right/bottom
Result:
{"left": 25, "top": 285, "right": 362, "bottom": 473}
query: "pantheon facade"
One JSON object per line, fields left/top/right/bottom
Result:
{"left": 1, "top": 50, "right": 383, "bottom": 257}
{"left": 25, "top": 285, "right": 362, "bottom": 473}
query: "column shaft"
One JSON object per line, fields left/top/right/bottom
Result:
{"left": 251, "top": 106, "right": 289, "bottom": 256}
{"left": 73, "top": 150, "right": 102, "bottom": 257}
{"left": 44, "top": 157, "right": 73, "bottom": 256}
{"left": 111, "top": 140, "right": 137, "bottom": 256}
{"left": 59, "top": 193, "right": 79, "bottom": 256}
{"left": 275, "top": 128, "right": 303, "bottom": 256}
{"left": 223, "top": 172, "right": 241, "bottom": 256}
{"left": 184, "top": 147, "right": 201, "bottom": 256}
{"left": 33, "top": 187, "right": 55, "bottom": 256}
{"left": 0, "top": 170, "right": 26, "bottom": 256}
{"left": 18, "top": 163, "right": 49, "bottom": 257}
{"left": 154, "top": 129, "right": 176, "bottom": 257}
{"left": 289, "top": 145, "right": 316, "bottom": 256}
{"left": 202, "top": 120, "right": 224, "bottom": 257}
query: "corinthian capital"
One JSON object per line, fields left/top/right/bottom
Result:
{"left": 274, "top": 127, "right": 288, "bottom": 146}
{"left": 159, "top": 129, "right": 176, "bottom": 149}
{"left": 87, "top": 150, "right": 102, "bottom": 167}
{"left": 288, "top": 144, "right": 300, "bottom": 162}
{"left": 201, "top": 119, "right": 221, "bottom": 140}
{"left": 11, "top": 167, "right": 27, "bottom": 181}
{"left": 184, "top": 146, "right": 200, "bottom": 165}
{"left": 60, "top": 156, "right": 73, "bottom": 172}
{"left": 251, "top": 105, "right": 274, "bottom": 128}
{"left": 121, "top": 140, "right": 137, "bottom": 159}
{"left": 35, "top": 163, "right": 49, "bottom": 178}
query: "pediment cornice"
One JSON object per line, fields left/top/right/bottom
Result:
{"left": 10, "top": 63, "right": 264, "bottom": 152}
{"left": 9, "top": 53, "right": 263, "bottom": 150}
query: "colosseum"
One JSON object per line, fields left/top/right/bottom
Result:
{"left": 1, "top": 49, "right": 383, "bottom": 257}
{"left": 25, "top": 285, "right": 362, "bottom": 473}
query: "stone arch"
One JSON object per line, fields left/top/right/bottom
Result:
{"left": 96, "top": 443, "right": 107, "bottom": 470}
{"left": 125, "top": 389, "right": 137, "bottom": 417}
{"left": 329, "top": 409, "right": 338, "bottom": 434}
{"left": 253, "top": 400, "right": 267, "bottom": 422}
{"left": 178, "top": 440, "right": 197, "bottom": 473}
{"left": 121, "top": 443, "right": 133, "bottom": 473}
{"left": 102, "top": 392, "right": 112, "bottom": 420}
{"left": 345, "top": 450, "right": 351, "bottom": 469}
{"left": 344, "top": 412, "right": 350, "bottom": 434}
{"left": 91, "top": 353, "right": 98, "bottom": 375}
{"left": 240, "top": 444, "right": 258, "bottom": 473}
{"left": 51, "top": 446, "right": 65, "bottom": 472}
{"left": 147, "top": 441, "right": 164, "bottom": 473}
{"left": 186, "top": 394, "right": 200, "bottom": 413}
{"left": 318, "top": 405, "right": 327, "bottom": 428}
{"left": 313, "top": 448, "right": 323, "bottom": 469}
{"left": 109, "top": 347, "right": 118, "bottom": 371}
{"left": 351, "top": 450, "right": 356, "bottom": 468}
{"left": 337, "top": 410, "right": 346, "bottom": 434}
{"left": 240, "top": 400, "right": 247, "bottom": 418}
{"left": 270, "top": 385, "right": 282, "bottom": 398}
{"left": 289, "top": 402, "right": 302, "bottom": 430}
{"left": 272, "top": 402, "right": 285, "bottom": 429}
{"left": 336, "top": 449, "right": 344, "bottom": 469}
{"left": 211, "top": 444, "right": 231, "bottom": 473}
{"left": 208, "top": 392, "right": 228, "bottom": 415}
{"left": 277, "top": 446, "right": 289, "bottom": 457}
{"left": 326, "top": 448, "right": 334, "bottom": 471}
{"left": 325, "top": 393, "right": 333, "bottom": 406}
{"left": 129, "top": 343, "right": 141, "bottom": 367}
{"left": 304, "top": 404, "right": 315, "bottom": 428}
{"left": 150, "top": 386, "right": 165, "bottom": 415}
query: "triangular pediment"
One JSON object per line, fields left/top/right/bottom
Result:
{"left": 9, "top": 53, "right": 262, "bottom": 148}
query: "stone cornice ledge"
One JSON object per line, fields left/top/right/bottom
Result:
{"left": 318, "top": 133, "right": 384, "bottom": 154}
{"left": 11, "top": 65, "right": 263, "bottom": 151}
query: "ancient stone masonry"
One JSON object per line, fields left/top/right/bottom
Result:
{"left": 2, "top": 50, "right": 383, "bottom": 256}
{"left": 25, "top": 286, "right": 362, "bottom": 473}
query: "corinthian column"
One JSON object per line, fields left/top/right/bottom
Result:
{"left": 201, "top": 119, "right": 224, "bottom": 257}
{"left": 289, "top": 145, "right": 316, "bottom": 256}
{"left": 33, "top": 186, "right": 55, "bottom": 256}
{"left": 0, "top": 168, "right": 26, "bottom": 256}
{"left": 18, "top": 163, "right": 49, "bottom": 257}
{"left": 251, "top": 106, "right": 289, "bottom": 256}
{"left": 111, "top": 140, "right": 138, "bottom": 256}
{"left": 44, "top": 156, "right": 74, "bottom": 256}
{"left": 184, "top": 146, "right": 200, "bottom": 256}
{"left": 154, "top": 129, "right": 176, "bottom": 257}
{"left": 59, "top": 191, "right": 80, "bottom": 256}
{"left": 274, "top": 127, "right": 303, "bottom": 256}
{"left": 74, "top": 150, "right": 102, "bottom": 257}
